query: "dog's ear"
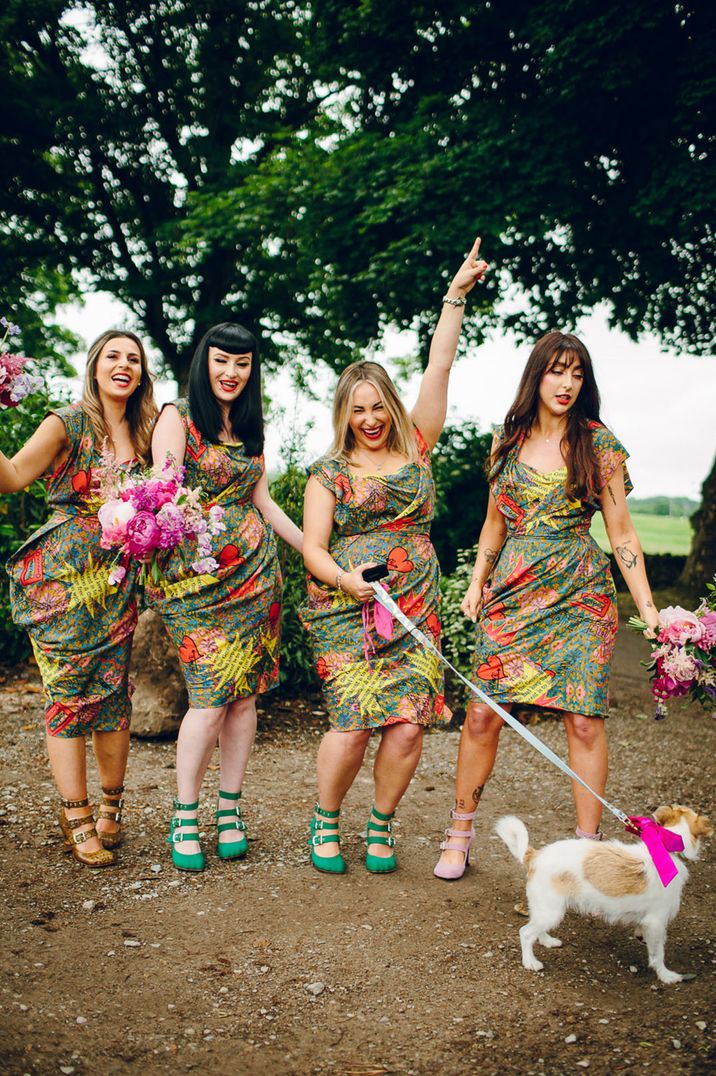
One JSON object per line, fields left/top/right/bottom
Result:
{"left": 693, "top": 814, "right": 713, "bottom": 839}
{"left": 654, "top": 805, "right": 679, "bottom": 827}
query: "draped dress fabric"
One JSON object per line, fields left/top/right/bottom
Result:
{"left": 7, "top": 404, "right": 140, "bottom": 737}
{"left": 473, "top": 423, "right": 632, "bottom": 718}
{"left": 300, "top": 429, "right": 448, "bottom": 732}
{"left": 145, "top": 398, "right": 281, "bottom": 707}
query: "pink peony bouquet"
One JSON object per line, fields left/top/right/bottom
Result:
{"left": 97, "top": 453, "right": 226, "bottom": 585}
{"left": 630, "top": 581, "right": 716, "bottom": 719}
{"left": 0, "top": 317, "right": 43, "bottom": 408}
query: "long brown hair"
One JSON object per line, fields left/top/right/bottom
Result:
{"left": 329, "top": 360, "right": 418, "bottom": 464}
{"left": 81, "top": 330, "right": 157, "bottom": 463}
{"left": 491, "top": 331, "right": 602, "bottom": 503}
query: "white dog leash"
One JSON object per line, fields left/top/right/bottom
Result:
{"left": 370, "top": 583, "right": 633, "bottom": 830}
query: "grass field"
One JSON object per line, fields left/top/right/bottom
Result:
{"left": 590, "top": 512, "right": 692, "bottom": 555}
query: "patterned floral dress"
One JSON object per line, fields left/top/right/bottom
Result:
{"left": 473, "top": 423, "right": 632, "bottom": 718}
{"left": 300, "top": 430, "right": 448, "bottom": 731}
{"left": 7, "top": 404, "right": 140, "bottom": 737}
{"left": 145, "top": 399, "right": 281, "bottom": 707}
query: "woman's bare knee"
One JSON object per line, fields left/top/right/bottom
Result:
{"left": 464, "top": 702, "right": 504, "bottom": 740}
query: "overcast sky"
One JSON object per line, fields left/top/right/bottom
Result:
{"left": 60, "top": 296, "right": 715, "bottom": 501}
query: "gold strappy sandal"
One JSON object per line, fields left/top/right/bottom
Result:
{"left": 59, "top": 797, "right": 115, "bottom": 868}
{"left": 96, "top": 785, "right": 124, "bottom": 850}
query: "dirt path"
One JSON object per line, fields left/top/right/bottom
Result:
{"left": 1, "top": 625, "right": 714, "bottom": 1075}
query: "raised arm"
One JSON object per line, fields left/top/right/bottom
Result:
{"left": 600, "top": 468, "right": 659, "bottom": 632}
{"left": 151, "top": 404, "right": 186, "bottom": 471}
{"left": 411, "top": 236, "right": 489, "bottom": 450}
{"left": 303, "top": 476, "right": 375, "bottom": 602}
{"left": 0, "top": 414, "right": 69, "bottom": 493}
{"left": 252, "top": 471, "right": 303, "bottom": 553}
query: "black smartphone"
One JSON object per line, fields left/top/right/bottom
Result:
{"left": 362, "top": 563, "right": 389, "bottom": 582}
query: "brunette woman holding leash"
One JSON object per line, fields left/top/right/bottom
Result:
{"left": 434, "top": 330, "right": 659, "bottom": 881}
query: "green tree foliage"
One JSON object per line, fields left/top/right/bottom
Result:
{"left": 2, "top": 1, "right": 713, "bottom": 381}
{"left": 297, "top": 0, "right": 715, "bottom": 356}
{"left": 431, "top": 421, "right": 492, "bottom": 574}
{"left": 0, "top": 0, "right": 322, "bottom": 382}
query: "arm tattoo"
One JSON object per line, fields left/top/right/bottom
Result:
{"left": 645, "top": 600, "right": 654, "bottom": 609}
{"left": 484, "top": 547, "right": 498, "bottom": 566}
{"left": 471, "top": 784, "right": 485, "bottom": 806}
{"left": 607, "top": 484, "right": 617, "bottom": 506}
{"left": 616, "top": 543, "right": 638, "bottom": 569}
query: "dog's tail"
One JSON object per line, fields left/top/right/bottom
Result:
{"left": 494, "top": 815, "right": 534, "bottom": 868}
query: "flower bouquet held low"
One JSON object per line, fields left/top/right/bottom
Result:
{"left": 630, "top": 582, "right": 716, "bottom": 719}
{"left": 0, "top": 317, "right": 43, "bottom": 408}
{"left": 97, "top": 453, "right": 226, "bottom": 585}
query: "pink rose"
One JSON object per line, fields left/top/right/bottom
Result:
{"left": 699, "top": 611, "right": 716, "bottom": 649}
{"left": 657, "top": 606, "right": 704, "bottom": 647}
{"left": 125, "top": 511, "right": 161, "bottom": 557}
{"left": 98, "top": 499, "right": 137, "bottom": 548}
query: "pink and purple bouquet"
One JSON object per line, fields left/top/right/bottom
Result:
{"left": 97, "top": 453, "right": 226, "bottom": 585}
{"left": 630, "top": 582, "right": 716, "bottom": 719}
{"left": 0, "top": 317, "right": 43, "bottom": 408}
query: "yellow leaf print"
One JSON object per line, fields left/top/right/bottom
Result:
{"left": 57, "top": 552, "right": 111, "bottom": 614}
{"left": 334, "top": 660, "right": 386, "bottom": 718}
{"left": 260, "top": 628, "right": 279, "bottom": 663}
{"left": 159, "top": 572, "right": 218, "bottom": 602}
{"left": 407, "top": 649, "right": 442, "bottom": 692}
{"left": 30, "top": 641, "right": 63, "bottom": 689}
{"left": 207, "top": 636, "right": 262, "bottom": 695}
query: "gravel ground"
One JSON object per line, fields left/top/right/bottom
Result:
{"left": 0, "top": 622, "right": 714, "bottom": 1075}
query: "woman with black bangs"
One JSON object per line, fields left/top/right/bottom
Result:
{"left": 434, "top": 330, "right": 659, "bottom": 882}
{"left": 149, "top": 322, "right": 302, "bottom": 872}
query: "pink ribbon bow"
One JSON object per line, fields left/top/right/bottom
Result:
{"left": 362, "top": 586, "right": 394, "bottom": 665}
{"left": 627, "top": 816, "right": 685, "bottom": 887}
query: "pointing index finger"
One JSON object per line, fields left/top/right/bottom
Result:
{"left": 468, "top": 236, "right": 481, "bottom": 260}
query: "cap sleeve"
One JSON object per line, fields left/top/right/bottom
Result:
{"left": 591, "top": 423, "right": 633, "bottom": 496}
{"left": 48, "top": 404, "right": 86, "bottom": 451}
{"left": 307, "top": 457, "right": 340, "bottom": 496}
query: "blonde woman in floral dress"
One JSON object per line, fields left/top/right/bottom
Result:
{"left": 434, "top": 330, "right": 660, "bottom": 881}
{"left": 4, "top": 331, "right": 156, "bottom": 866}
{"left": 301, "top": 238, "right": 489, "bottom": 874}
{"left": 150, "top": 322, "right": 302, "bottom": 872}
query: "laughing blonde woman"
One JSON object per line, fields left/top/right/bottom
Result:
{"left": 301, "top": 238, "right": 488, "bottom": 874}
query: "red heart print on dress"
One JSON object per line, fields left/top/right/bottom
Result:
{"left": 426, "top": 612, "right": 441, "bottom": 637}
{"left": 178, "top": 636, "right": 200, "bottom": 663}
{"left": 71, "top": 469, "right": 91, "bottom": 493}
{"left": 387, "top": 546, "right": 414, "bottom": 573}
{"left": 477, "top": 655, "right": 505, "bottom": 681}
{"left": 218, "top": 543, "right": 241, "bottom": 568}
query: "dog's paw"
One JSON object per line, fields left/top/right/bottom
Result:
{"left": 539, "top": 933, "right": 563, "bottom": 949}
{"left": 656, "top": 968, "right": 685, "bottom": 985}
{"left": 522, "top": 956, "right": 544, "bottom": 972}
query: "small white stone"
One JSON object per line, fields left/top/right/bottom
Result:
{"left": 81, "top": 900, "right": 96, "bottom": 912}
{"left": 106, "top": 951, "right": 115, "bottom": 957}
{"left": 128, "top": 881, "right": 143, "bottom": 890}
{"left": 564, "top": 1033, "right": 577, "bottom": 1044}
{"left": 306, "top": 982, "right": 325, "bottom": 996}
{"left": 628, "top": 965, "right": 638, "bottom": 974}
{"left": 259, "top": 965, "right": 269, "bottom": 974}
{"left": 60, "top": 1067, "right": 76, "bottom": 1074}
{"left": 76, "top": 1016, "right": 87, "bottom": 1025}
{"left": 695, "top": 1021, "right": 707, "bottom": 1031}
{"left": 598, "top": 1019, "right": 609, "bottom": 1025}
{"left": 672, "top": 1040, "right": 681, "bottom": 1050}
{"left": 219, "top": 986, "right": 229, "bottom": 994}
{"left": 150, "top": 864, "right": 162, "bottom": 873}
{"left": 576, "top": 1062, "right": 590, "bottom": 1069}
{"left": 123, "top": 939, "right": 141, "bottom": 948}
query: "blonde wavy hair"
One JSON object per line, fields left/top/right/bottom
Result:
{"left": 81, "top": 330, "right": 157, "bottom": 463}
{"left": 329, "top": 361, "right": 418, "bottom": 464}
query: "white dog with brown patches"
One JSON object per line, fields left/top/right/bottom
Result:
{"left": 495, "top": 806, "right": 712, "bottom": 984}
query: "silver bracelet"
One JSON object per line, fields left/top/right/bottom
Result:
{"left": 335, "top": 571, "right": 344, "bottom": 592}
{"left": 442, "top": 294, "right": 467, "bottom": 307}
